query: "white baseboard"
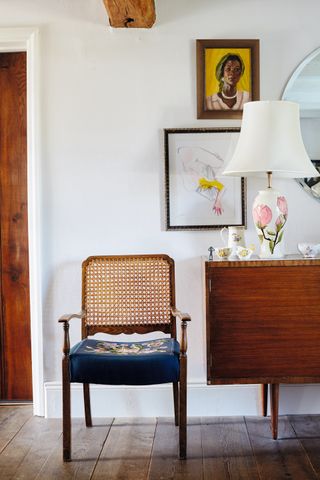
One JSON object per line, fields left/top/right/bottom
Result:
{"left": 44, "top": 382, "right": 320, "bottom": 418}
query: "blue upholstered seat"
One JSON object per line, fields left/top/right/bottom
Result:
{"left": 69, "top": 338, "right": 180, "bottom": 385}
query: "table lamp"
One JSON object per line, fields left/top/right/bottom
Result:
{"left": 223, "top": 100, "right": 320, "bottom": 258}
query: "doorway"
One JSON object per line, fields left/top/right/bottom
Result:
{"left": 0, "top": 52, "right": 32, "bottom": 401}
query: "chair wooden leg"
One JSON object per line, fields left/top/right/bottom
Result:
{"left": 173, "top": 382, "right": 179, "bottom": 426}
{"left": 83, "top": 383, "right": 92, "bottom": 427}
{"left": 270, "top": 383, "right": 279, "bottom": 440}
{"left": 179, "top": 355, "right": 187, "bottom": 459}
{"left": 261, "top": 384, "right": 268, "bottom": 417}
{"left": 62, "top": 356, "right": 71, "bottom": 462}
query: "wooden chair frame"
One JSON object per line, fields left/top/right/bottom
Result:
{"left": 59, "top": 254, "right": 190, "bottom": 461}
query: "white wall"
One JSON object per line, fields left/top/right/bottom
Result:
{"left": 2, "top": 0, "right": 320, "bottom": 417}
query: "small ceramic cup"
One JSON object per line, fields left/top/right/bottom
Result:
{"left": 236, "top": 246, "right": 254, "bottom": 260}
{"left": 297, "top": 243, "right": 320, "bottom": 258}
{"left": 214, "top": 247, "right": 232, "bottom": 260}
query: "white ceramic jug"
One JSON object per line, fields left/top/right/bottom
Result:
{"left": 220, "top": 226, "right": 246, "bottom": 255}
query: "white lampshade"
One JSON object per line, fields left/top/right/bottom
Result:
{"left": 223, "top": 100, "right": 320, "bottom": 178}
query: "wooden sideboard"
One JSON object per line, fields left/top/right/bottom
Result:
{"left": 204, "top": 255, "right": 320, "bottom": 438}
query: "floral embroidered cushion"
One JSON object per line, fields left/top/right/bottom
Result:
{"left": 69, "top": 338, "right": 180, "bottom": 385}
{"left": 83, "top": 338, "right": 177, "bottom": 355}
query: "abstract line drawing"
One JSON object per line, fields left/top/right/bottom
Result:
{"left": 178, "top": 146, "right": 225, "bottom": 215}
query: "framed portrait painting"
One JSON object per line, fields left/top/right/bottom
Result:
{"left": 164, "top": 128, "right": 246, "bottom": 230}
{"left": 196, "top": 39, "right": 260, "bottom": 119}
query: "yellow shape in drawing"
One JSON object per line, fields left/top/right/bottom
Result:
{"left": 198, "top": 177, "right": 224, "bottom": 191}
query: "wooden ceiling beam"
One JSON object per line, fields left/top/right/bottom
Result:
{"left": 103, "top": 0, "right": 156, "bottom": 28}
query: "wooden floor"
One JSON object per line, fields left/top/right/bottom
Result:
{"left": 1, "top": 406, "right": 320, "bottom": 479}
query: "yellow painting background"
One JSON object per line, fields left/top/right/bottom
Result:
{"left": 205, "top": 48, "right": 251, "bottom": 97}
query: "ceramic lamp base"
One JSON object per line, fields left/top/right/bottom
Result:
{"left": 252, "top": 187, "right": 288, "bottom": 259}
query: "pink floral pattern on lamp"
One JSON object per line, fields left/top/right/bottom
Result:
{"left": 252, "top": 204, "right": 272, "bottom": 228}
{"left": 253, "top": 196, "right": 288, "bottom": 255}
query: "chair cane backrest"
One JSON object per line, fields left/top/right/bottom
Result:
{"left": 81, "top": 255, "right": 176, "bottom": 337}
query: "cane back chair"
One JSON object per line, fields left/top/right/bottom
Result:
{"left": 59, "top": 254, "right": 191, "bottom": 461}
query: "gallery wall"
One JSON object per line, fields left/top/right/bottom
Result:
{"left": 1, "top": 0, "right": 320, "bottom": 416}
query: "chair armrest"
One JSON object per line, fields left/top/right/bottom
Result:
{"left": 172, "top": 308, "right": 191, "bottom": 355}
{"left": 171, "top": 308, "right": 191, "bottom": 322}
{"left": 59, "top": 311, "right": 84, "bottom": 356}
{"left": 58, "top": 311, "right": 85, "bottom": 323}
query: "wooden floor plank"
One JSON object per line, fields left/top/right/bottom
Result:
{"left": 36, "top": 418, "right": 113, "bottom": 480}
{"left": 148, "top": 417, "right": 178, "bottom": 480}
{"left": 202, "top": 416, "right": 260, "bottom": 480}
{"left": 172, "top": 418, "right": 203, "bottom": 480}
{"left": 91, "top": 417, "right": 156, "bottom": 480}
{"left": 148, "top": 417, "right": 203, "bottom": 480}
{"left": 0, "top": 405, "right": 33, "bottom": 453}
{"left": 245, "top": 415, "right": 319, "bottom": 480}
{"left": 288, "top": 414, "right": 320, "bottom": 476}
{"left": 0, "top": 415, "right": 61, "bottom": 480}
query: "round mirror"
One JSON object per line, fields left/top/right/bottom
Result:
{"left": 282, "top": 47, "right": 320, "bottom": 201}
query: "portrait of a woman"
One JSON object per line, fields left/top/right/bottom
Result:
{"left": 206, "top": 53, "right": 251, "bottom": 111}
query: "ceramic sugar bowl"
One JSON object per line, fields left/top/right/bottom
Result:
{"left": 214, "top": 247, "right": 233, "bottom": 260}
{"left": 236, "top": 246, "right": 254, "bottom": 260}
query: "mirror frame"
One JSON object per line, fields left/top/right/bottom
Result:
{"left": 282, "top": 47, "right": 320, "bottom": 202}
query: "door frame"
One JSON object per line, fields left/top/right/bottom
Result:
{"left": 0, "top": 28, "right": 43, "bottom": 415}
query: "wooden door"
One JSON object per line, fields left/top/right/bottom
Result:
{"left": 0, "top": 52, "right": 32, "bottom": 401}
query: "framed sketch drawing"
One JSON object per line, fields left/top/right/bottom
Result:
{"left": 196, "top": 39, "right": 260, "bottom": 119}
{"left": 164, "top": 128, "right": 246, "bottom": 230}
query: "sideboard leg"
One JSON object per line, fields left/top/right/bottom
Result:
{"left": 270, "top": 383, "right": 279, "bottom": 439}
{"left": 261, "top": 384, "right": 268, "bottom": 416}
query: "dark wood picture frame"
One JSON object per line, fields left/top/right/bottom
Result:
{"left": 196, "top": 39, "right": 260, "bottom": 119}
{"left": 164, "top": 128, "right": 246, "bottom": 231}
